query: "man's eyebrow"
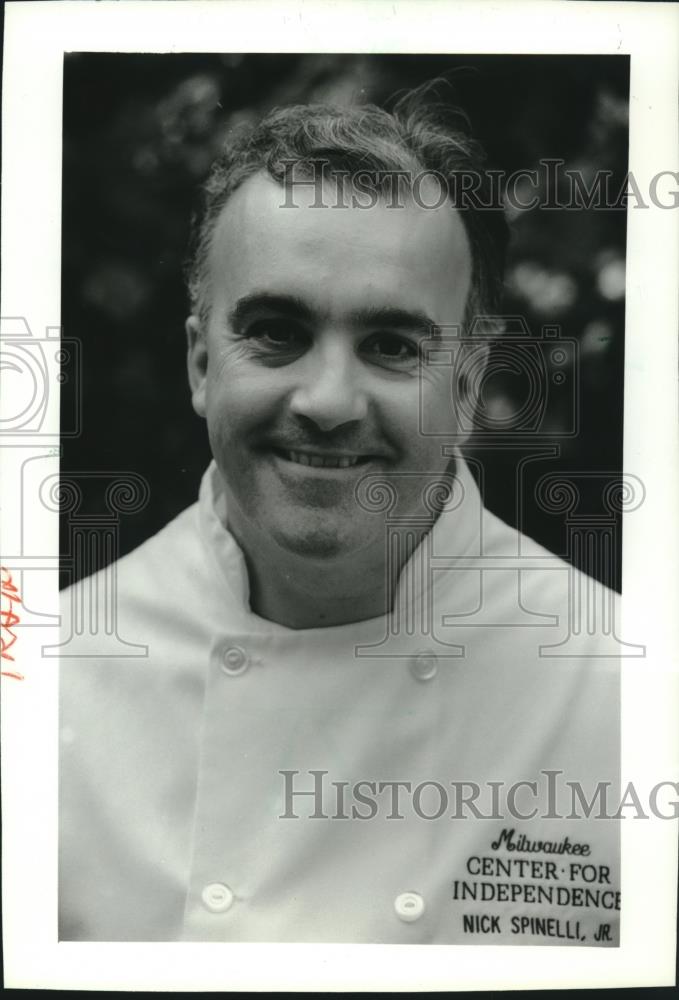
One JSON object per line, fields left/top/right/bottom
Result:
{"left": 228, "top": 293, "right": 316, "bottom": 327}
{"left": 348, "top": 306, "right": 441, "bottom": 340}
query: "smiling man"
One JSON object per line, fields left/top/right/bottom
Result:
{"left": 186, "top": 162, "right": 474, "bottom": 626}
{"left": 60, "top": 96, "right": 621, "bottom": 945}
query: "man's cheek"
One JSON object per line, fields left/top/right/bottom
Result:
{"left": 205, "top": 380, "right": 248, "bottom": 432}
{"left": 419, "top": 377, "right": 465, "bottom": 443}
{"left": 390, "top": 392, "right": 447, "bottom": 465}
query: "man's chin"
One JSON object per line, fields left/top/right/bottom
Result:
{"left": 268, "top": 520, "right": 367, "bottom": 562}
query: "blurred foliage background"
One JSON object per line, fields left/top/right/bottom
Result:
{"left": 61, "top": 54, "right": 629, "bottom": 589}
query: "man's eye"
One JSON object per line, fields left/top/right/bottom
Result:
{"left": 363, "top": 333, "right": 420, "bottom": 367}
{"left": 246, "top": 320, "right": 308, "bottom": 351}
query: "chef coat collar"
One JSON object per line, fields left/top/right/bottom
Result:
{"left": 197, "top": 452, "right": 483, "bottom": 631}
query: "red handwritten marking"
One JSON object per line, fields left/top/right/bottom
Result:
{"left": 1, "top": 566, "right": 24, "bottom": 680}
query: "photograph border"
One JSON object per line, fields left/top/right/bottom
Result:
{"left": 2, "top": 0, "right": 678, "bottom": 991}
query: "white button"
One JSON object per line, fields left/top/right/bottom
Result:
{"left": 221, "top": 645, "right": 249, "bottom": 676}
{"left": 201, "top": 882, "right": 234, "bottom": 913}
{"left": 394, "top": 891, "right": 425, "bottom": 922}
{"left": 409, "top": 650, "right": 438, "bottom": 681}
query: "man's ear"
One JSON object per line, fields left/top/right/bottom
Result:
{"left": 186, "top": 315, "right": 208, "bottom": 418}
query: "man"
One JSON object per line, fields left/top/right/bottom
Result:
{"left": 59, "top": 94, "right": 620, "bottom": 944}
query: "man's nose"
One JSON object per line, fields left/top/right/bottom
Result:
{"left": 288, "top": 337, "right": 368, "bottom": 431}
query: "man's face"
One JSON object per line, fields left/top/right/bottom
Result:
{"left": 187, "top": 171, "right": 476, "bottom": 562}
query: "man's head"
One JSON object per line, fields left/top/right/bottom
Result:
{"left": 186, "top": 96, "right": 508, "bottom": 332}
{"left": 185, "top": 94, "right": 509, "bottom": 566}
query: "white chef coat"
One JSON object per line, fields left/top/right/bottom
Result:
{"left": 59, "top": 458, "right": 620, "bottom": 945}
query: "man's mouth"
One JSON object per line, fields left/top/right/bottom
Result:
{"left": 272, "top": 448, "right": 373, "bottom": 469}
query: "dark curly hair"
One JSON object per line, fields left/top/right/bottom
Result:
{"left": 185, "top": 87, "right": 509, "bottom": 333}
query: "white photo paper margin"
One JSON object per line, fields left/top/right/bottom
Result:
{"left": 1, "top": 0, "right": 678, "bottom": 991}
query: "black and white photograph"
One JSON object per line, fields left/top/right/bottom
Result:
{"left": 58, "top": 51, "right": 630, "bottom": 946}
{"left": 1, "top": 1, "right": 677, "bottom": 992}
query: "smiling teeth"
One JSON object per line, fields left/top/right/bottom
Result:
{"left": 285, "top": 450, "right": 361, "bottom": 468}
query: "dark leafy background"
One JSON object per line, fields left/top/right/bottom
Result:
{"left": 61, "top": 54, "right": 629, "bottom": 589}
